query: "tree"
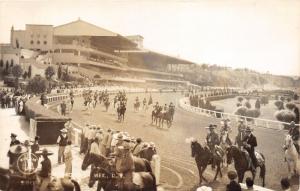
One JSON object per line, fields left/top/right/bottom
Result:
{"left": 12, "top": 65, "right": 23, "bottom": 78}
{"left": 10, "top": 59, "right": 14, "bottom": 67}
{"left": 28, "top": 65, "right": 32, "bottom": 78}
{"left": 5, "top": 61, "right": 9, "bottom": 72}
{"left": 23, "top": 71, "right": 28, "bottom": 79}
{"left": 12, "top": 65, "right": 23, "bottom": 88}
{"left": 0, "top": 59, "right": 3, "bottom": 68}
{"left": 57, "top": 64, "right": 62, "bottom": 79}
{"left": 27, "top": 75, "right": 48, "bottom": 94}
{"left": 45, "top": 66, "right": 55, "bottom": 80}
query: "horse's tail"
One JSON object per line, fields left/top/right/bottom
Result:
{"left": 71, "top": 179, "right": 81, "bottom": 191}
{"left": 150, "top": 172, "right": 157, "bottom": 191}
{"left": 144, "top": 159, "right": 153, "bottom": 173}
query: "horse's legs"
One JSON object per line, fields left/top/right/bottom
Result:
{"left": 251, "top": 169, "right": 256, "bottom": 182}
{"left": 96, "top": 181, "right": 102, "bottom": 191}
{"left": 200, "top": 164, "right": 208, "bottom": 182}
{"left": 237, "top": 171, "right": 243, "bottom": 183}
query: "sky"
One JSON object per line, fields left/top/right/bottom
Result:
{"left": 0, "top": 0, "right": 300, "bottom": 76}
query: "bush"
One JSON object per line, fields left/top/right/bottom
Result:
{"left": 274, "top": 100, "right": 284, "bottom": 110}
{"left": 237, "top": 96, "right": 244, "bottom": 102}
{"left": 294, "top": 94, "right": 299, "bottom": 100}
{"left": 94, "top": 74, "right": 100, "bottom": 78}
{"left": 244, "top": 101, "right": 251, "bottom": 109}
{"left": 27, "top": 75, "right": 48, "bottom": 94}
{"left": 261, "top": 96, "right": 269, "bottom": 105}
{"left": 285, "top": 102, "right": 296, "bottom": 110}
{"left": 275, "top": 110, "right": 296, "bottom": 123}
{"left": 235, "top": 106, "right": 248, "bottom": 116}
{"left": 246, "top": 109, "right": 261, "bottom": 118}
{"left": 236, "top": 103, "right": 242, "bottom": 107}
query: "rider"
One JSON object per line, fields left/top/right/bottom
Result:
{"left": 7, "top": 133, "right": 21, "bottom": 166}
{"left": 154, "top": 102, "right": 159, "bottom": 110}
{"left": 205, "top": 124, "right": 220, "bottom": 169}
{"left": 220, "top": 118, "right": 232, "bottom": 145}
{"left": 115, "top": 140, "right": 135, "bottom": 190}
{"left": 242, "top": 126, "right": 258, "bottom": 171}
{"left": 288, "top": 121, "right": 299, "bottom": 154}
{"left": 163, "top": 104, "right": 168, "bottom": 112}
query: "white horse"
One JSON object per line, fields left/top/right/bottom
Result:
{"left": 283, "top": 134, "right": 299, "bottom": 177}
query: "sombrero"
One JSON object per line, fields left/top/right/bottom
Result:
{"left": 10, "top": 133, "right": 17, "bottom": 138}
{"left": 9, "top": 145, "right": 27, "bottom": 154}
{"left": 60, "top": 128, "right": 68, "bottom": 133}
{"left": 205, "top": 124, "right": 217, "bottom": 129}
{"left": 35, "top": 148, "right": 54, "bottom": 156}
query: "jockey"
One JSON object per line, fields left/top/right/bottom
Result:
{"left": 135, "top": 96, "right": 139, "bottom": 102}
{"left": 163, "top": 104, "right": 168, "bottom": 112}
{"left": 220, "top": 118, "right": 232, "bottom": 133}
{"left": 205, "top": 124, "right": 219, "bottom": 169}
{"left": 288, "top": 121, "right": 299, "bottom": 154}
{"left": 115, "top": 140, "right": 135, "bottom": 190}
{"left": 242, "top": 126, "right": 257, "bottom": 171}
{"left": 154, "top": 102, "right": 159, "bottom": 110}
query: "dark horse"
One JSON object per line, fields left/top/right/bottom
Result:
{"left": 158, "top": 110, "right": 173, "bottom": 128}
{"left": 81, "top": 153, "right": 156, "bottom": 191}
{"left": 0, "top": 166, "right": 81, "bottom": 191}
{"left": 117, "top": 104, "right": 126, "bottom": 122}
{"left": 226, "top": 145, "right": 266, "bottom": 187}
{"left": 151, "top": 107, "right": 161, "bottom": 126}
{"left": 191, "top": 141, "right": 222, "bottom": 184}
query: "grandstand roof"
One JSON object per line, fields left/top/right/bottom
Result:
{"left": 54, "top": 19, "right": 117, "bottom": 37}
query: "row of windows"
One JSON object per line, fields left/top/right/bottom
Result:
{"left": 30, "top": 40, "right": 47, "bottom": 45}
{"left": 30, "top": 34, "right": 47, "bottom": 38}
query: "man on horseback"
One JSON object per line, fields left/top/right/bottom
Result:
{"left": 115, "top": 141, "right": 135, "bottom": 190}
{"left": 220, "top": 119, "right": 232, "bottom": 145}
{"left": 235, "top": 119, "right": 246, "bottom": 149}
{"left": 288, "top": 121, "right": 299, "bottom": 154}
{"left": 242, "top": 126, "right": 257, "bottom": 171}
{"left": 205, "top": 124, "right": 220, "bottom": 169}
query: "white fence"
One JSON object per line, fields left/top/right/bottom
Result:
{"left": 179, "top": 97, "right": 299, "bottom": 130}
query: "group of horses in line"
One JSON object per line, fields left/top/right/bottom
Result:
{"left": 151, "top": 106, "right": 175, "bottom": 128}
{"left": 190, "top": 133, "right": 300, "bottom": 188}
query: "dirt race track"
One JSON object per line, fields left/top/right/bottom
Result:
{"left": 64, "top": 92, "right": 299, "bottom": 191}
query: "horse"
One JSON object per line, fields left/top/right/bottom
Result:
{"left": 283, "top": 134, "right": 299, "bottom": 177}
{"left": 158, "top": 110, "right": 172, "bottom": 128}
{"left": 0, "top": 166, "right": 81, "bottom": 191}
{"left": 81, "top": 153, "right": 156, "bottom": 191}
{"left": 134, "top": 101, "right": 140, "bottom": 112}
{"left": 151, "top": 107, "right": 161, "bottom": 126}
{"left": 226, "top": 145, "right": 266, "bottom": 187}
{"left": 191, "top": 141, "right": 223, "bottom": 184}
{"left": 117, "top": 104, "right": 126, "bottom": 122}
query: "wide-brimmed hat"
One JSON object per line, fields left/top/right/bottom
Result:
{"left": 9, "top": 145, "right": 27, "bottom": 154}
{"left": 227, "top": 170, "right": 237, "bottom": 180}
{"left": 136, "top": 138, "right": 142, "bottom": 143}
{"left": 60, "top": 128, "right": 68, "bottom": 133}
{"left": 10, "top": 133, "right": 17, "bottom": 138}
{"left": 196, "top": 186, "right": 212, "bottom": 191}
{"left": 205, "top": 124, "right": 216, "bottom": 130}
{"left": 117, "top": 134, "right": 123, "bottom": 140}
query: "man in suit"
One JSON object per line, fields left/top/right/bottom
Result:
{"left": 7, "top": 133, "right": 21, "bottom": 166}
{"left": 226, "top": 170, "right": 241, "bottom": 191}
{"left": 206, "top": 124, "right": 220, "bottom": 169}
{"left": 242, "top": 126, "right": 258, "bottom": 170}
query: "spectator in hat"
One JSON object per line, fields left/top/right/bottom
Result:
{"left": 280, "top": 177, "right": 291, "bottom": 191}
{"left": 57, "top": 128, "right": 68, "bottom": 164}
{"left": 87, "top": 126, "right": 96, "bottom": 152}
{"left": 205, "top": 124, "right": 219, "bottom": 169}
{"left": 226, "top": 170, "right": 241, "bottom": 191}
{"left": 64, "top": 141, "right": 72, "bottom": 177}
{"left": 80, "top": 123, "right": 90, "bottom": 154}
{"left": 37, "top": 148, "right": 52, "bottom": 191}
{"left": 132, "top": 138, "right": 143, "bottom": 156}
{"left": 90, "top": 137, "right": 101, "bottom": 155}
{"left": 242, "top": 126, "right": 257, "bottom": 170}
{"left": 31, "top": 136, "right": 40, "bottom": 154}
{"left": 288, "top": 121, "right": 299, "bottom": 154}
{"left": 7, "top": 133, "right": 21, "bottom": 166}
{"left": 61, "top": 101, "right": 67, "bottom": 116}
{"left": 245, "top": 177, "right": 254, "bottom": 190}
{"left": 64, "top": 119, "right": 73, "bottom": 142}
